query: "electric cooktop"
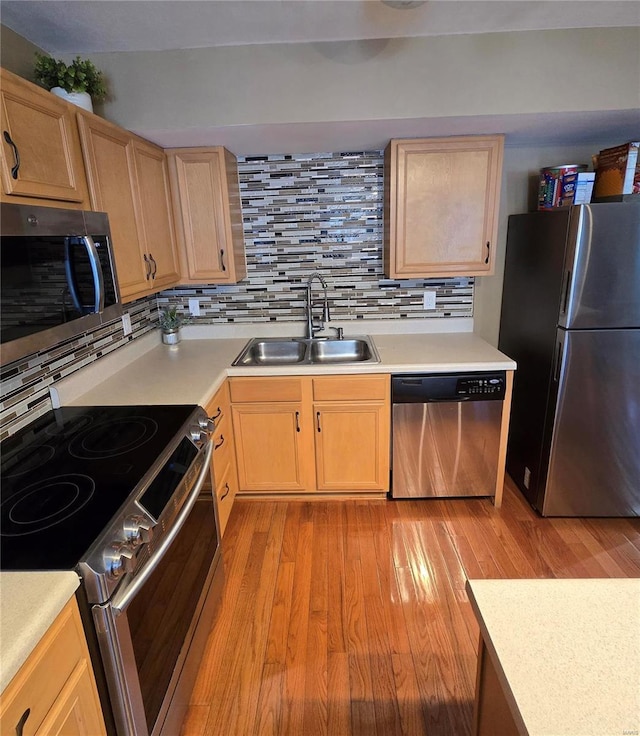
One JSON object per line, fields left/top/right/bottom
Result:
{"left": 0, "top": 405, "right": 201, "bottom": 571}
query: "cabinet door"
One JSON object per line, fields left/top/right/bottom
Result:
{"left": 132, "top": 140, "right": 180, "bottom": 291}
{"left": 232, "top": 403, "right": 310, "bottom": 492}
{"left": 314, "top": 402, "right": 390, "bottom": 491}
{"left": 0, "top": 69, "right": 88, "bottom": 205}
{"left": 77, "top": 113, "right": 150, "bottom": 299}
{"left": 35, "top": 660, "right": 106, "bottom": 736}
{"left": 167, "top": 147, "right": 246, "bottom": 284}
{"left": 384, "top": 136, "right": 503, "bottom": 278}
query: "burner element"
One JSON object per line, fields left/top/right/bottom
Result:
{"left": 1, "top": 474, "right": 96, "bottom": 536}
{"left": 69, "top": 417, "right": 159, "bottom": 459}
{"left": 2, "top": 443, "right": 56, "bottom": 477}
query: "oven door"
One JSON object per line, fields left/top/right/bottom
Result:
{"left": 92, "top": 440, "right": 223, "bottom": 736}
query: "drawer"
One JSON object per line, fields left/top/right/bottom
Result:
{"left": 211, "top": 414, "right": 233, "bottom": 469}
{"left": 313, "top": 374, "right": 389, "bottom": 402}
{"left": 206, "top": 381, "right": 230, "bottom": 427}
{"left": 0, "top": 600, "right": 89, "bottom": 735}
{"left": 230, "top": 377, "right": 303, "bottom": 403}
{"left": 215, "top": 460, "right": 236, "bottom": 536}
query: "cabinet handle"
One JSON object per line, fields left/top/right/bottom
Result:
{"left": 143, "top": 254, "right": 151, "bottom": 279}
{"left": 214, "top": 435, "right": 225, "bottom": 450}
{"left": 149, "top": 253, "right": 157, "bottom": 278}
{"left": 219, "top": 249, "right": 227, "bottom": 272}
{"left": 210, "top": 406, "right": 222, "bottom": 423}
{"left": 15, "top": 707, "right": 30, "bottom": 736}
{"left": 295, "top": 411, "right": 300, "bottom": 432}
{"left": 220, "top": 482, "right": 230, "bottom": 501}
{"left": 316, "top": 411, "right": 321, "bottom": 433}
{"left": 3, "top": 131, "right": 20, "bottom": 179}
{"left": 485, "top": 241, "right": 490, "bottom": 265}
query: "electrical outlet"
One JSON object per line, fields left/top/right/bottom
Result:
{"left": 121, "top": 313, "right": 132, "bottom": 336}
{"left": 188, "top": 298, "right": 201, "bottom": 317}
{"left": 423, "top": 290, "right": 436, "bottom": 310}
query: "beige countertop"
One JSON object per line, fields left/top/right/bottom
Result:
{"left": 466, "top": 578, "right": 640, "bottom": 736}
{"left": 0, "top": 571, "right": 80, "bottom": 692}
{"left": 51, "top": 328, "right": 516, "bottom": 408}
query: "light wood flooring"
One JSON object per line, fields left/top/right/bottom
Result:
{"left": 181, "top": 477, "right": 640, "bottom": 736}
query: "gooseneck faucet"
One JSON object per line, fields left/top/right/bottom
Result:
{"left": 306, "top": 272, "right": 330, "bottom": 338}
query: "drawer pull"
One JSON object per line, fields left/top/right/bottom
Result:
{"left": 220, "top": 482, "right": 230, "bottom": 501}
{"left": 214, "top": 435, "right": 225, "bottom": 450}
{"left": 210, "top": 406, "right": 222, "bottom": 422}
{"left": 3, "top": 131, "right": 20, "bottom": 179}
{"left": 16, "top": 707, "right": 30, "bottom": 736}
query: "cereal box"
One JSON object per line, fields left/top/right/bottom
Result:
{"left": 592, "top": 142, "right": 640, "bottom": 198}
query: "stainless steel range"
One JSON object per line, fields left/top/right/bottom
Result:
{"left": 0, "top": 404, "right": 223, "bottom": 736}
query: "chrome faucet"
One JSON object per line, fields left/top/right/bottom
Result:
{"left": 305, "top": 272, "right": 330, "bottom": 338}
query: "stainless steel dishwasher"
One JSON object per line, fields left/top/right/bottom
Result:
{"left": 391, "top": 372, "right": 506, "bottom": 498}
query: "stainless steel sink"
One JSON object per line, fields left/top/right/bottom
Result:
{"left": 232, "top": 335, "right": 380, "bottom": 366}
{"left": 232, "top": 338, "right": 306, "bottom": 366}
{"left": 308, "top": 338, "right": 373, "bottom": 363}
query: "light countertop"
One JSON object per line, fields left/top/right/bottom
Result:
{"left": 466, "top": 578, "right": 640, "bottom": 736}
{"left": 0, "top": 571, "right": 80, "bottom": 692}
{"left": 51, "top": 328, "right": 516, "bottom": 408}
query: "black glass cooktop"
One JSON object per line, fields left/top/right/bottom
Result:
{"left": 0, "top": 405, "right": 198, "bottom": 571}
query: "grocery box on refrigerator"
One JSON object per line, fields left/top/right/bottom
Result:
{"left": 592, "top": 141, "right": 640, "bottom": 198}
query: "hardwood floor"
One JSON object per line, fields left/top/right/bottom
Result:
{"left": 181, "top": 477, "right": 640, "bottom": 736}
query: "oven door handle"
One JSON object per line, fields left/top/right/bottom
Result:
{"left": 109, "top": 438, "right": 214, "bottom": 616}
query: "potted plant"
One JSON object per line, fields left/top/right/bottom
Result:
{"left": 159, "top": 306, "right": 186, "bottom": 345}
{"left": 33, "top": 52, "right": 107, "bottom": 113}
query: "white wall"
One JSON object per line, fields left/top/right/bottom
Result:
{"left": 90, "top": 27, "right": 639, "bottom": 132}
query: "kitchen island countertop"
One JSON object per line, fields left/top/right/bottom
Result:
{"left": 466, "top": 577, "right": 640, "bottom": 736}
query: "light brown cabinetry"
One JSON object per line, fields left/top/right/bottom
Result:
{"left": 384, "top": 136, "right": 504, "bottom": 278}
{"left": 78, "top": 113, "right": 180, "bottom": 301}
{"left": 206, "top": 381, "right": 239, "bottom": 536}
{"left": 230, "top": 375, "right": 390, "bottom": 496}
{"left": 167, "top": 147, "right": 246, "bottom": 285}
{"left": 0, "top": 68, "right": 89, "bottom": 207}
{"left": 0, "top": 598, "right": 106, "bottom": 736}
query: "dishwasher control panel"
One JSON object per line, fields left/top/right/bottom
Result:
{"left": 392, "top": 371, "right": 506, "bottom": 403}
{"left": 456, "top": 375, "right": 505, "bottom": 397}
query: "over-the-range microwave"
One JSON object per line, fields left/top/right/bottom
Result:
{"left": 0, "top": 202, "right": 122, "bottom": 366}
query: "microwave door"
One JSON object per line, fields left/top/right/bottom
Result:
{"left": 64, "top": 235, "right": 104, "bottom": 315}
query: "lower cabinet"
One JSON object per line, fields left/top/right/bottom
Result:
{"left": 230, "top": 375, "right": 390, "bottom": 495}
{"left": 206, "top": 381, "right": 239, "bottom": 536}
{"left": 0, "top": 598, "right": 106, "bottom": 736}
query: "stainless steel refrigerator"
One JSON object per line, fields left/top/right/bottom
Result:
{"left": 499, "top": 201, "right": 640, "bottom": 516}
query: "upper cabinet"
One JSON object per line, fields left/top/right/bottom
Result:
{"left": 167, "top": 147, "right": 247, "bottom": 284}
{"left": 384, "top": 135, "right": 504, "bottom": 279}
{"left": 0, "top": 68, "right": 89, "bottom": 207}
{"left": 77, "top": 112, "right": 180, "bottom": 301}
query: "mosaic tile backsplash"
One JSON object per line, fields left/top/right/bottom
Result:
{"left": 1, "top": 150, "right": 473, "bottom": 437}
{"left": 159, "top": 151, "right": 473, "bottom": 324}
{"left": 0, "top": 297, "right": 157, "bottom": 439}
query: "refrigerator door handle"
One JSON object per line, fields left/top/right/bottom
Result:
{"left": 553, "top": 333, "right": 565, "bottom": 383}
{"left": 561, "top": 269, "right": 572, "bottom": 316}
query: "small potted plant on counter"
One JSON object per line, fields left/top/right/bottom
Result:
{"left": 33, "top": 52, "right": 107, "bottom": 113}
{"left": 159, "top": 306, "right": 187, "bottom": 345}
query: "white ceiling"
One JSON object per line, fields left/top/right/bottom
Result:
{"left": 2, "top": 0, "right": 639, "bottom": 55}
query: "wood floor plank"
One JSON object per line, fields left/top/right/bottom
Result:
{"left": 181, "top": 480, "right": 640, "bottom": 736}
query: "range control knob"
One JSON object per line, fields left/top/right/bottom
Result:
{"left": 199, "top": 417, "right": 215, "bottom": 433}
{"left": 123, "top": 515, "right": 154, "bottom": 548}
{"left": 105, "top": 542, "right": 136, "bottom": 580}
{"left": 190, "top": 427, "right": 207, "bottom": 443}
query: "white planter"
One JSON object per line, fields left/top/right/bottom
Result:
{"left": 50, "top": 87, "right": 93, "bottom": 113}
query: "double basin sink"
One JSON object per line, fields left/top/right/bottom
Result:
{"left": 232, "top": 335, "right": 380, "bottom": 366}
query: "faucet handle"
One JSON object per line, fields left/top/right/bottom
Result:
{"left": 329, "top": 326, "right": 344, "bottom": 340}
